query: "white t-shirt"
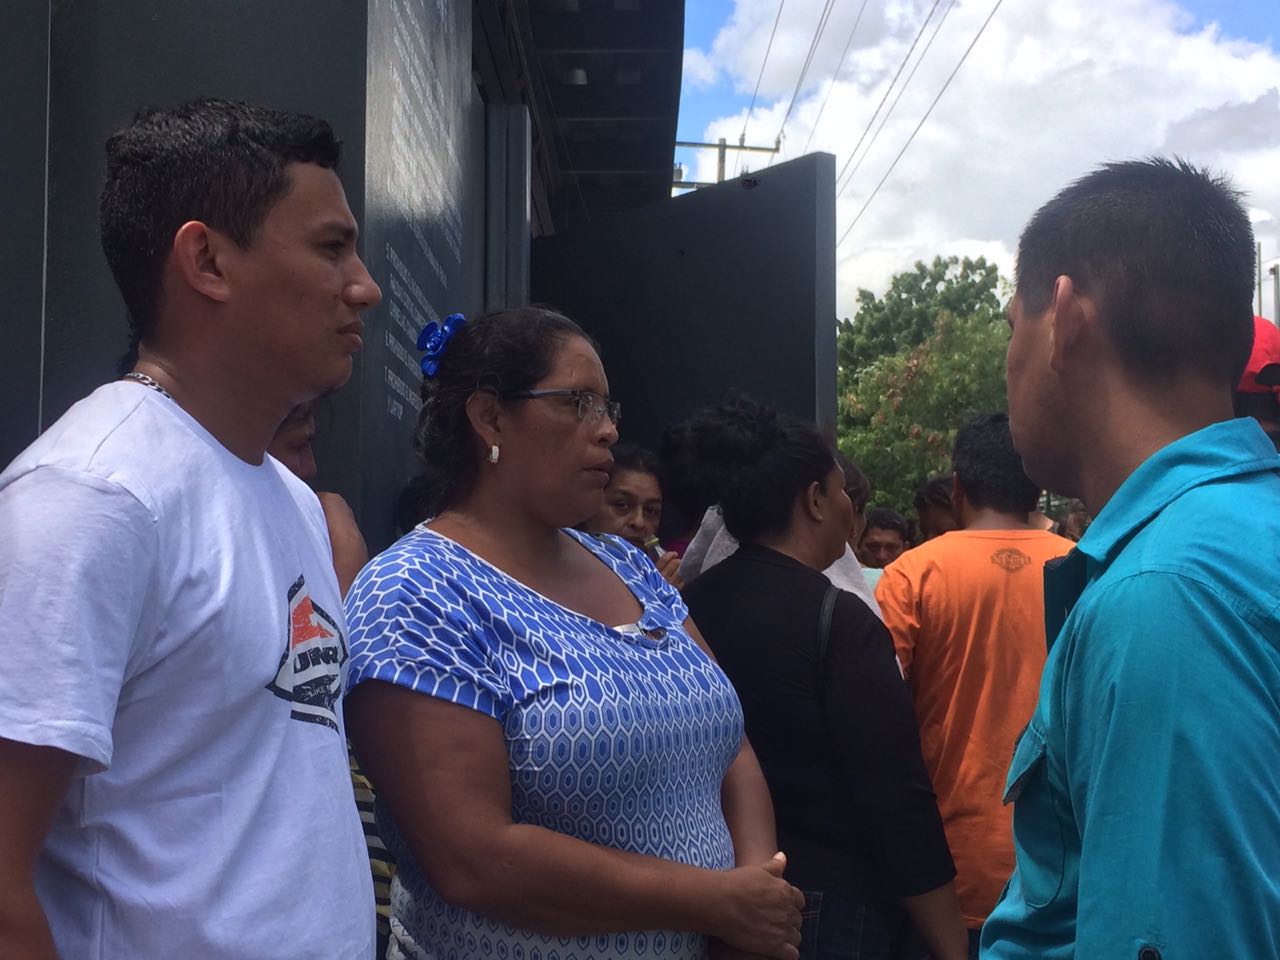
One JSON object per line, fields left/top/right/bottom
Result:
{"left": 0, "top": 383, "right": 375, "bottom": 959}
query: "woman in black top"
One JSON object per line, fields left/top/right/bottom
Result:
{"left": 682, "top": 397, "right": 966, "bottom": 960}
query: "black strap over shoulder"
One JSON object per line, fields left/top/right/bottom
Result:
{"left": 816, "top": 582, "right": 840, "bottom": 684}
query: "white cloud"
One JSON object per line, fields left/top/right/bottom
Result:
{"left": 691, "top": 0, "right": 1280, "bottom": 320}
{"left": 683, "top": 48, "right": 721, "bottom": 90}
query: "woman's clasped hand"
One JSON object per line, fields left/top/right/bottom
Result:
{"left": 711, "top": 853, "right": 806, "bottom": 959}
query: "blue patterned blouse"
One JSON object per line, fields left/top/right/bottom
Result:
{"left": 345, "top": 527, "right": 743, "bottom": 960}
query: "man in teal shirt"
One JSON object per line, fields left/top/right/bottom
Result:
{"left": 986, "top": 159, "right": 1280, "bottom": 959}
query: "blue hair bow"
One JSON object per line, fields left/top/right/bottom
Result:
{"left": 417, "top": 313, "right": 466, "bottom": 377}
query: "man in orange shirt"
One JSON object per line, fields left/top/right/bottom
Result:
{"left": 875, "top": 413, "right": 1072, "bottom": 958}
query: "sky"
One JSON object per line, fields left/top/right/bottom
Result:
{"left": 675, "top": 0, "right": 1280, "bottom": 320}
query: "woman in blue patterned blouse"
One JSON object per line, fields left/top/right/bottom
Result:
{"left": 344, "top": 306, "right": 804, "bottom": 960}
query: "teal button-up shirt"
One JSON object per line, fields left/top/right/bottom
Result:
{"left": 981, "top": 419, "right": 1280, "bottom": 960}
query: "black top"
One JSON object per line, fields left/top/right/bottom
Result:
{"left": 684, "top": 544, "right": 955, "bottom": 907}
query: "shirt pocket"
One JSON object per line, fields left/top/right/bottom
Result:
{"left": 1003, "top": 721, "right": 1066, "bottom": 909}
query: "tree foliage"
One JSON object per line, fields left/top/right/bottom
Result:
{"left": 836, "top": 256, "right": 1010, "bottom": 518}
{"left": 836, "top": 255, "right": 1003, "bottom": 396}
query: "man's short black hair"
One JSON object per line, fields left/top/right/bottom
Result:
{"left": 913, "top": 473, "right": 953, "bottom": 512}
{"left": 864, "top": 506, "right": 909, "bottom": 541}
{"left": 952, "top": 412, "right": 1040, "bottom": 514}
{"left": 1016, "top": 157, "right": 1255, "bottom": 387}
{"left": 99, "top": 98, "right": 343, "bottom": 350}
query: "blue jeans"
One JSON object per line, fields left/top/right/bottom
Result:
{"left": 797, "top": 889, "right": 894, "bottom": 960}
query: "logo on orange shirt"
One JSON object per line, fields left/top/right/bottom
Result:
{"left": 990, "top": 547, "right": 1032, "bottom": 572}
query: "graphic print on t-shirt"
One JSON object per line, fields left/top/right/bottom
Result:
{"left": 990, "top": 548, "right": 1032, "bottom": 572}
{"left": 266, "top": 573, "right": 348, "bottom": 732}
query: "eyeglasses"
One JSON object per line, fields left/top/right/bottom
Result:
{"left": 507, "top": 388, "right": 621, "bottom": 425}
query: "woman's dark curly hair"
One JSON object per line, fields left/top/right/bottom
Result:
{"left": 414, "top": 305, "right": 593, "bottom": 517}
{"left": 686, "top": 394, "right": 837, "bottom": 544}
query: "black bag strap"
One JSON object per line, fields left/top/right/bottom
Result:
{"left": 816, "top": 583, "right": 840, "bottom": 686}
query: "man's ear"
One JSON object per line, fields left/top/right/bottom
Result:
{"left": 463, "top": 390, "right": 504, "bottom": 450}
{"left": 1047, "top": 275, "right": 1097, "bottom": 374}
{"left": 171, "top": 221, "right": 232, "bottom": 304}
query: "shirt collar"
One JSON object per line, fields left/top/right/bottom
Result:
{"left": 1043, "top": 549, "right": 1089, "bottom": 647}
{"left": 1074, "top": 418, "right": 1280, "bottom": 566}
{"left": 734, "top": 542, "right": 814, "bottom": 573}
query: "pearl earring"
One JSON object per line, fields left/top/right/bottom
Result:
{"left": 488, "top": 444, "right": 500, "bottom": 464}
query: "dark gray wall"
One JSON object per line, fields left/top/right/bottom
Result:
{"left": 484, "top": 105, "right": 532, "bottom": 313}
{"left": 531, "top": 153, "right": 838, "bottom": 450}
{"left": 3, "top": 0, "right": 500, "bottom": 551}
{"left": 356, "top": 0, "right": 486, "bottom": 546}
{"left": 0, "top": 0, "right": 51, "bottom": 469}
{"left": 41, "top": 0, "right": 369, "bottom": 430}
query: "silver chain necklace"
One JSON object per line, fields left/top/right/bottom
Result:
{"left": 120, "top": 371, "right": 174, "bottom": 400}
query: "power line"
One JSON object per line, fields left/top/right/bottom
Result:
{"left": 738, "top": 0, "right": 787, "bottom": 175}
{"left": 776, "top": 0, "right": 836, "bottom": 143}
{"left": 837, "top": 0, "right": 1006, "bottom": 248}
{"left": 776, "top": 0, "right": 838, "bottom": 144}
{"left": 838, "top": 0, "right": 956, "bottom": 198}
{"left": 835, "top": 0, "right": 944, "bottom": 194}
{"left": 802, "top": 0, "right": 871, "bottom": 155}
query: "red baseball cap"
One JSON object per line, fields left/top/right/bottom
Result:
{"left": 1238, "top": 316, "right": 1280, "bottom": 394}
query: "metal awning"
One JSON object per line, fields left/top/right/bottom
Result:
{"left": 530, "top": 0, "right": 683, "bottom": 229}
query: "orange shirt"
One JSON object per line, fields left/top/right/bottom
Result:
{"left": 875, "top": 529, "right": 1073, "bottom": 927}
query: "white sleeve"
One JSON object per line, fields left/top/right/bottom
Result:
{"left": 0, "top": 467, "right": 157, "bottom": 771}
{"left": 823, "top": 545, "right": 883, "bottom": 620}
{"left": 677, "top": 505, "right": 723, "bottom": 582}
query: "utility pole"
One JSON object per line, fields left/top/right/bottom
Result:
{"left": 1260, "top": 250, "right": 1280, "bottom": 320}
{"left": 1258, "top": 242, "right": 1264, "bottom": 315}
{"left": 672, "top": 137, "right": 780, "bottom": 191}
{"left": 1271, "top": 264, "right": 1279, "bottom": 322}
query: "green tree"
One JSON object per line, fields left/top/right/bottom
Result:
{"left": 836, "top": 255, "right": 1003, "bottom": 398}
{"left": 838, "top": 308, "right": 1010, "bottom": 518}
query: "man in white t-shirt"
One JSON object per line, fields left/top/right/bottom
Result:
{"left": 0, "top": 99, "right": 382, "bottom": 959}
